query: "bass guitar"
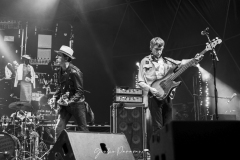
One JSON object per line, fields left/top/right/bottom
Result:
{"left": 151, "top": 37, "right": 222, "bottom": 101}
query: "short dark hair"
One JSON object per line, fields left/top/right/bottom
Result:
{"left": 63, "top": 54, "right": 72, "bottom": 62}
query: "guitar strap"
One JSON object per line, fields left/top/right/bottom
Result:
{"left": 163, "top": 57, "right": 178, "bottom": 65}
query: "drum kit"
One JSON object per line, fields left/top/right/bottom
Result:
{"left": 0, "top": 101, "right": 57, "bottom": 160}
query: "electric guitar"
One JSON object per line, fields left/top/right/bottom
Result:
{"left": 151, "top": 37, "right": 222, "bottom": 101}
{"left": 48, "top": 92, "right": 70, "bottom": 112}
{"left": 57, "top": 92, "right": 70, "bottom": 106}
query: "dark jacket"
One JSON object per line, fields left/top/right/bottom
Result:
{"left": 53, "top": 63, "right": 84, "bottom": 104}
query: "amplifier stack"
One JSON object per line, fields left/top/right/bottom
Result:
{"left": 113, "top": 86, "right": 143, "bottom": 103}
{"left": 111, "top": 86, "right": 147, "bottom": 160}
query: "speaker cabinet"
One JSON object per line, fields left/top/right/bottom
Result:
{"left": 111, "top": 103, "right": 146, "bottom": 159}
{"left": 150, "top": 121, "right": 240, "bottom": 160}
{"left": 47, "top": 130, "right": 135, "bottom": 160}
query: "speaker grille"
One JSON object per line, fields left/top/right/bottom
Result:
{"left": 113, "top": 103, "right": 144, "bottom": 159}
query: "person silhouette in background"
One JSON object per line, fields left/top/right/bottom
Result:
{"left": 14, "top": 55, "right": 35, "bottom": 102}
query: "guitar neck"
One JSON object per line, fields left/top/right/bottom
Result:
{"left": 169, "top": 49, "right": 207, "bottom": 80}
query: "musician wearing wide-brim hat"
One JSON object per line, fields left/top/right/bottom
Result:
{"left": 54, "top": 45, "right": 76, "bottom": 60}
{"left": 49, "top": 45, "right": 89, "bottom": 142}
{"left": 14, "top": 54, "right": 36, "bottom": 102}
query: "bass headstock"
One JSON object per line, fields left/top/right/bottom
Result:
{"left": 205, "top": 37, "right": 222, "bottom": 51}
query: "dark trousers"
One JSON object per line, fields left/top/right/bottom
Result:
{"left": 55, "top": 102, "right": 89, "bottom": 140}
{"left": 147, "top": 95, "right": 172, "bottom": 149}
{"left": 148, "top": 95, "right": 173, "bottom": 131}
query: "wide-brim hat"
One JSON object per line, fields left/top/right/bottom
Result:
{"left": 22, "top": 54, "right": 31, "bottom": 60}
{"left": 54, "top": 45, "right": 75, "bottom": 59}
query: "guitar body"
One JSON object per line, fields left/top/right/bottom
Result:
{"left": 151, "top": 67, "right": 182, "bottom": 101}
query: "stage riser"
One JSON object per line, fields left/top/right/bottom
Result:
{"left": 47, "top": 130, "right": 135, "bottom": 160}
{"left": 150, "top": 121, "right": 240, "bottom": 160}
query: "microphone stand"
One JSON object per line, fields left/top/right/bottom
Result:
{"left": 204, "top": 31, "right": 219, "bottom": 120}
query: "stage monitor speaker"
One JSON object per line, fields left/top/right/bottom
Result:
{"left": 110, "top": 103, "right": 145, "bottom": 159}
{"left": 212, "top": 114, "right": 236, "bottom": 120}
{"left": 150, "top": 121, "right": 240, "bottom": 160}
{"left": 47, "top": 130, "right": 135, "bottom": 160}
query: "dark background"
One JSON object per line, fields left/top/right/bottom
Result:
{"left": 0, "top": 0, "right": 240, "bottom": 123}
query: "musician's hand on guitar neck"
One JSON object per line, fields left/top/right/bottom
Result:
{"left": 194, "top": 53, "right": 204, "bottom": 62}
{"left": 192, "top": 53, "right": 204, "bottom": 66}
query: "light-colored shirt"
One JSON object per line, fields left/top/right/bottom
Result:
{"left": 138, "top": 55, "right": 183, "bottom": 107}
{"left": 14, "top": 63, "right": 36, "bottom": 88}
{"left": 138, "top": 55, "right": 181, "bottom": 86}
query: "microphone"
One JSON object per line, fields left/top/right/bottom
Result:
{"left": 201, "top": 27, "right": 209, "bottom": 35}
{"left": 227, "top": 93, "right": 237, "bottom": 103}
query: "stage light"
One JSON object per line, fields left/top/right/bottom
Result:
{"left": 136, "top": 62, "right": 139, "bottom": 67}
{"left": 208, "top": 78, "right": 238, "bottom": 114}
{"left": 196, "top": 64, "right": 211, "bottom": 82}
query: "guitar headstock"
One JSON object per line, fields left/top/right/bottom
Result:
{"left": 205, "top": 37, "right": 222, "bottom": 51}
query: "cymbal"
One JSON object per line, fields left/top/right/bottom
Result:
{"left": 8, "top": 101, "right": 33, "bottom": 111}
